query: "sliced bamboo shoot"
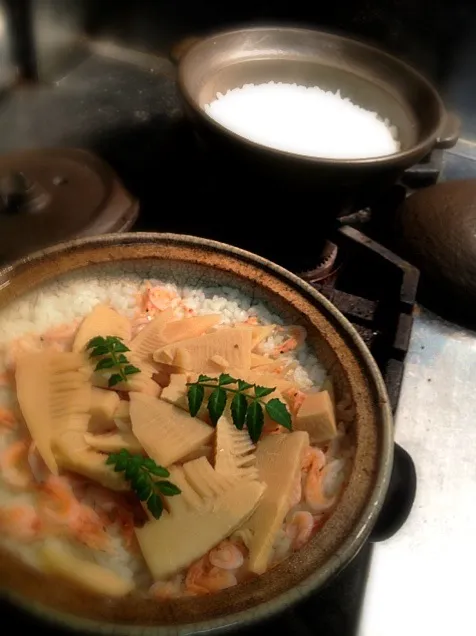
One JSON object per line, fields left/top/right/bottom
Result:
{"left": 72, "top": 304, "right": 131, "bottom": 353}
{"left": 129, "top": 393, "right": 213, "bottom": 466}
{"left": 153, "top": 328, "right": 252, "bottom": 374}
{"left": 53, "top": 429, "right": 127, "bottom": 491}
{"left": 241, "top": 431, "right": 309, "bottom": 574}
{"left": 226, "top": 366, "right": 296, "bottom": 394}
{"left": 215, "top": 414, "right": 258, "bottom": 481}
{"left": 88, "top": 387, "right": 120, "bottom": 433}
{"left": 15, "top": 352, "right": 91, "bottom": 475}
{"left": 135, "top": 475, "right": 265, "bottom": 580}
{"left": 40, "top": 541, "right": 134, "bottom": 597}
{"left": 295, "top": 390, "right": 337, "bottom": 443}
{"left": 130, "top": 308, "right": 176, "bottom": 360}
{"left": 159, "top": 314, "right": 221, "bottom": 345}
{"left": 160, "top": 373, "right": 208, "bottom": 421}
{"left": 84, "top": 431, "right": 143, "bottom": 454}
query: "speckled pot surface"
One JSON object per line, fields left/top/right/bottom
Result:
{"left": 0, "top": 233, "right": 393, "bottom": 635}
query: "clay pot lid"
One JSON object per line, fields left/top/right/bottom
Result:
{"left": 0, "top": 148, "right": 138, "bottom": 262}
{"left": 395, "top": 179, "right": 476, "bottom": 323}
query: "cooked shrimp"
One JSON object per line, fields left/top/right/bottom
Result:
{"left": 208, "top": 541, "right": 244, "bottom": 570}
{"left": 4, "top": 334, "right": 42, "bottom": 370}
{"left": 0, "top": 406, "right": 16, "bottom": 430}
{"left": 304, "top": 462, "right": 336, "bottom": 513}
{"left": 272, "top": 326, "right": 307, "bottom": 356}
{"left": 288, "top": 471, "right": 303, "bottom": 509}
{"left": 42, "top": 321, "right": 79, "bottom": 351}
{"left": 0, "top": 440, "right": 32, "bottom": 489}
{"left": 40, "top": 476, "right": 111, "bottom": 551}
{"left": 73, "top": 505, "right": 111, "bottom": 552}
{"left": 285, "top": 389, "right": 307, "bottom": 415}
{"left": 0, "top": 504, "right": 41, "bottom": 541}
{"left": 285, "top": 511, "right": 314, "bottom": 550}
{"left": 301, "top": 446, "right": 326, "bottom": 472}
{"left": 185, "top": 557, "right": 237, "bottom": 595}
{"left": 150, "top": 577, "right": 182, "bottom": 599}
{"left": 39, "top": 475, "right": 82, "bottom": 526}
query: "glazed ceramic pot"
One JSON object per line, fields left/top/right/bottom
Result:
{"left": 0, "top": 233, "right": 394, "bottom": 634}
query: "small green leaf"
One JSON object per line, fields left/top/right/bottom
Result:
{"left": 113, "top": 455, "right": 129, "bottom": 471}
{"left": 143, "top": 458, "right": 169, "bottom": 477}
{"left": 116, "top": 353, "right": 128, "bottom": 364}
{"left": 197, "top": 374, "right": 214, "bottom": 383}
{"left": 89, "top": 345, "right": 109, "bottom": 357}
{"left": 246, "top": 401, "right": 264, "bottom": 443}
{"left": 237, "top": 379, "right": 254, "bottom": 392}
{"left": 136, "top": 483, "right": 152, "bottom": 501}
{"left": 254, "top": 385, "right": 275, "bottom": 399}
{"left": 208, "top": 387, "right": 227, "bottom": 426}
{"left": 86, "top": 336, "right": 106, "bottom": 349}
{"left": 188, "top": 383, "right": 205, "bottom": 417}
{"left": 124, "top": 364, "right": 141, "bottom": 376}
{"left": 112, "top": 341, "right": 130, "bottom": 353}
{"left": 156, "top": 481, "right": 182, "bottom": 496}
{"left": 147, "top": 494, "right": 164, "bottom": 520}
{"left": 265, "top": 398, "right": 292, "bottom": 430}
{"left": 218, "top": 373, "right": 237, "bottom": 386}
{"left": 125, "top": 461, "right": 140, "bottom": 481}
{"left": 94, "top": 358, "right": 115, "bottom": 371}
{"left": 105, "top": 455, "right": 116, "bottom": 465}
{"left": 108, "top": 373, "right": 123, "bottom": 387}
{"left": 231, "top": 392, "right": 248, "bottom": 430}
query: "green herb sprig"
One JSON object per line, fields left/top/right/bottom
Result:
{"left": 106, "top": 449, "right": 181, "bottom": 519}
{"left": 187, "top": 373, "right": 292, "bottom": 443}
{"left": 86, "top": 335, "right": 141, "bottom": 388}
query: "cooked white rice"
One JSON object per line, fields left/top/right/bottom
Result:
{"left": 204, "top": 81, "right": 400, "bottom": 159}
{"left": 0, "top": 268, "right": 352, "bottom": 595}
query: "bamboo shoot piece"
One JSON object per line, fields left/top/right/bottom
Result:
{"left": 84, "top": 431, "right": 143, "bottom": 454}
{"left": 129, "top": 393, "right": 213, "bottom": 466}
{"left": 73, "top": 304, "right": 131, "bottom": 353}
{"left": 240, "top": 431, "right": 309, "bottom": 574}
{"left": 88, "top": 387, "right": 120, "bottom": 433}
{"left": 53, "top": 429, "right": 127, "bottom": 491}
{"left": 40, "top": 541, "right": 134, "bottom": 597}
{"left": 153, "top": 328, "right": 252, "bottom": 374}
{"left": 160, "top": 373, "right": 208, "bottom": 421}
{"left": 15, "top": 352, "right": 91, "bottom": 475}
{"left": 215, "top": 414, "right": 258, "bottom": 481}
{"left": 295, "top": 390, "right": 337, "bottom": 443}
{"left": 135, "top": 457, "right": 265, "bottom": 579}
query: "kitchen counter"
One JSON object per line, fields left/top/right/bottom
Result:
{"left": 361, "top": 307, "right": 476, "bottom": 635}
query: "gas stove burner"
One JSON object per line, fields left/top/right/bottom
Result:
{"left": 300, "top": 240, "right": 340, "bottom": 283}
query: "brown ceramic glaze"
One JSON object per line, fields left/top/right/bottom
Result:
{"left": 0, "top": 233, "right": 393, "bottom": 634}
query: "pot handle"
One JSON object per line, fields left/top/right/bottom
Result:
{"left": 434, "top": 111, "right": 460, "bottom": 150}
{"left": 170, "top": 36, "right": 203, "bottom": 64}
{"left": 369, "top": 443, "right": 417, "bottom": 543}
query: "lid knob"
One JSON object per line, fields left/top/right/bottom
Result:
{"left": 0, "top": 171, "right": 50, "bottom": 216}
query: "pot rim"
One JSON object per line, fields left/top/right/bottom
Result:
{"left": 177, "top": 25, "right": 446, "bottom": 167}
{"left": 0, "top": 232, "right": 393, "bottom": 634}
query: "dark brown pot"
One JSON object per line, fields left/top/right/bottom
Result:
{"left": 0, "top": 233, "right": 395, "bottom": 634}
{"left": 176, "top": 27, "right": 458, "bottom": 208}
